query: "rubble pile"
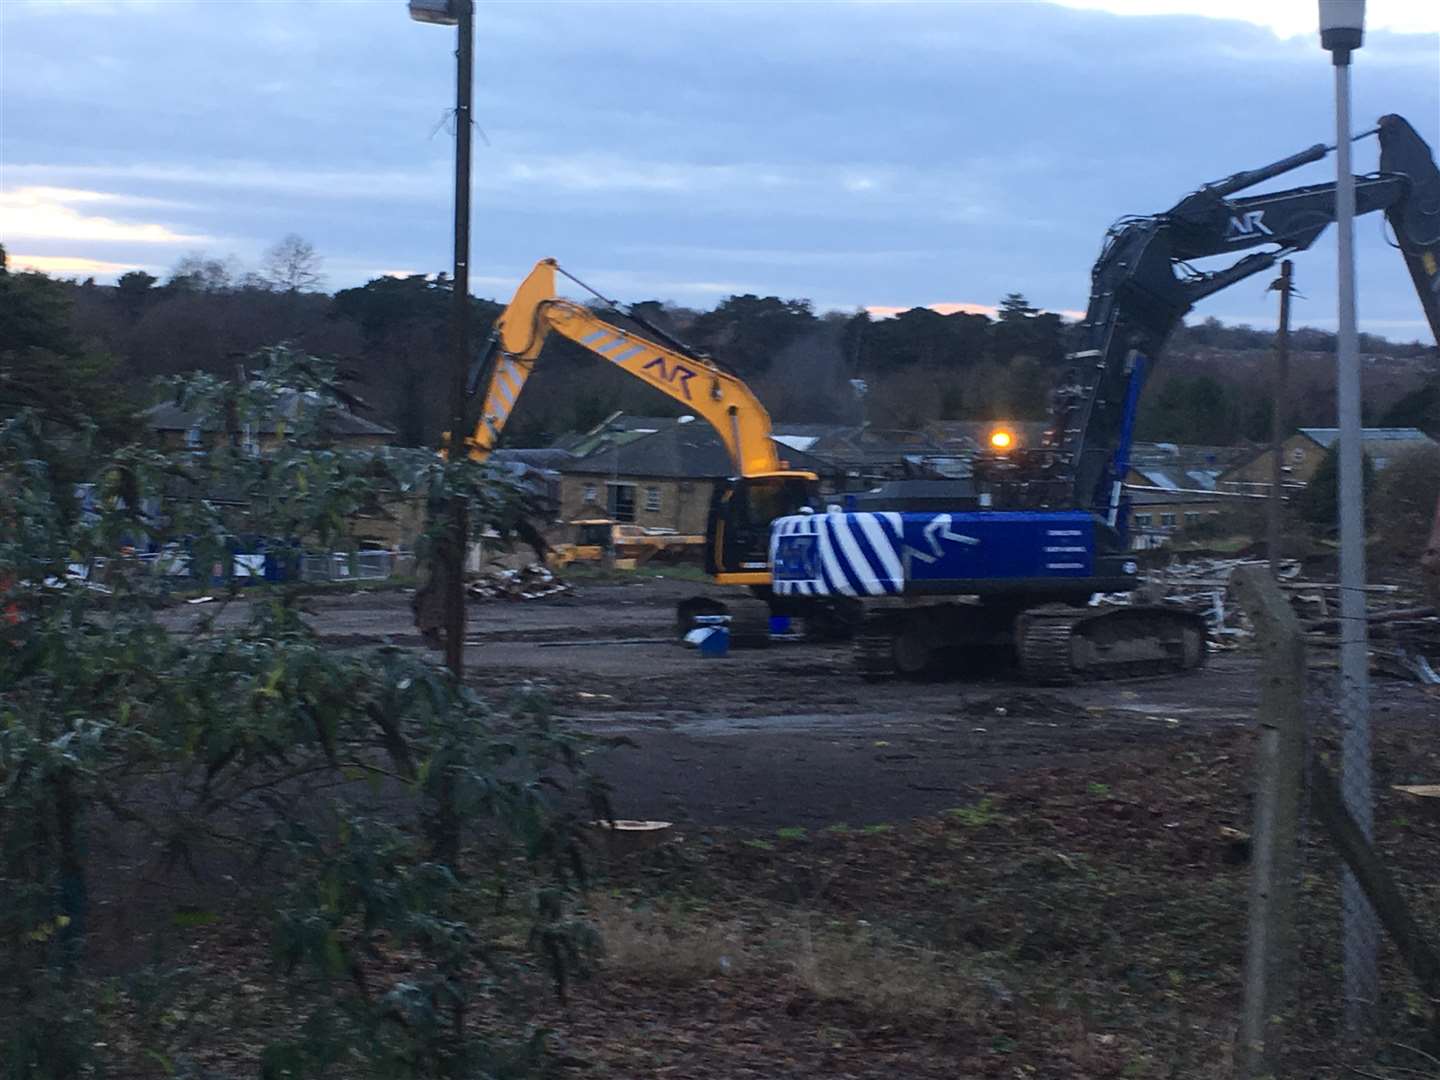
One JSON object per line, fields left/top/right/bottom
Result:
{"left": 1098, "top": 557, "right": 1440, "bottom": 681}
{"left": 467, "top": 563, "right": 571, "bottom": 602}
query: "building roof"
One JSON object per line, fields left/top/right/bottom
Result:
{"left": 1126, "top": 442, "right": 1249, "bottom": 493}
{"left": 556, "top": 413, "right": 964, "bottom": 481}
{"left": 1295, "top": 428, "right": 1438, "bottom": 467}
{"left": 145, "top": 393, "right": 395, "bottom": 438}
{"left": 565, "top": 421, "right": 735, "bottom": 479}
{"left": 491, "top": 447, "right": 576, "bottom": 471}
{"left": 1297, "top": 427, "right": 1434, "bottom": 448}
{"left": 1219, "top": 427, "right": 1438, "bottom": 478}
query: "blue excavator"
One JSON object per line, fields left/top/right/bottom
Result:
{"left": 770, "top": 113, "right": 1440, "bottom": 683}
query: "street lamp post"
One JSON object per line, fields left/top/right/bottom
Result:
{"left": 409, "top": 0, "right": 474, "bottom": 680}
{"left": 1319, "top": 0, "right": 1377, "bottom": 1033}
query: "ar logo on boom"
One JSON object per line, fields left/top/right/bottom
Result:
{"left": 1225, "top": 210, "right": 1273, "bottom": 242}
{"left": 641, "top": 355, "right": 696, "bottom": 401}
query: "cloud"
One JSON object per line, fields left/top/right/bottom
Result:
{"left": 1049, "top": 0, "right": 1438, "bottom": 38}
{"left": 614, "top": 245, "right": 935, "bottom": 268}
{"left": 1, "top": 0, "right": 1434, "bottom": 333}
{"left": 6, "top": 253, "right": 149, "bottom": 277}
{"left": 0, "top": 186, "right": 206, "bottom": 245}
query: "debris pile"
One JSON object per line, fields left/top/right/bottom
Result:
{"left": 1097, "top": 557, "right": 1440, "bottom": 680}
{"left": 467, "top": 563, "right": 571, "bottom": 602}
{"left": 1303, "top": 605, "right": 1440, "bottom": 684}
{"left": 1094, "top": 558, "right": 1296, "bottom": 648}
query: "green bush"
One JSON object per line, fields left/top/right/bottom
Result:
{"left": 1, "top": 350, "right": 607, "bottom": 1079}
{"left": 1297, "top": 443, "right": 1375, "bottom": 533}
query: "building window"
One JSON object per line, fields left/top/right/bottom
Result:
{"left": 185, "top": 426, "right": 202, "bottom": 449}
{"left": 1133, "top": 513, "right": 1153, "bottom": 528}
{"left": 582, "top": 483, "right": 598, "bottom": 503}
{"left": 1185, "top": 512, "right": 1202, "bottom": 526}
{"left": 644, "top": 485, "right": 662, "bottom": 513}
{"left": 1160, "top": 513, "right": 1178, "bottom": 528}
{"left": 607, "top": 483, "right": 636, "bottom": 523}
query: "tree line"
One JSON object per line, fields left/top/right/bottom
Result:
{"left": 3, "top": 239, "right": 1435, "bottom": 453}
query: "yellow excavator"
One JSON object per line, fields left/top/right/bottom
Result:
{"left": 464, "top": 258, "right": 844, "bottom": 637}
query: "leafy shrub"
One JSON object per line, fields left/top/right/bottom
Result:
{"left": 1, "top": 349, "right": 606, "bottom": 1078}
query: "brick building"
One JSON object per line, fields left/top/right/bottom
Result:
{"left": 555, "top": 418, "right": 730, "bottom": 535}
{"left": 1218, "top": 427, "right": 1438, "bottom": 493}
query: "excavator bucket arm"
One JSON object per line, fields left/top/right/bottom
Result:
{"left": 1378, "top": 115, "right": 1440, "bottom": 340}
{"left": 464, "top": 258, "right": 788, "bottom": 477}
{"left": 1049, "top": 114, "right": 1440, "bottom": 514}
{"left": 463, "top": 259, "right": 557, "bottom": 459}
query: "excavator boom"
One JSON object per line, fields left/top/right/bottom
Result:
{"left": 467, "top": 259, "right": 784, "bottom": 476}
{"left": 1048, "top": 113, "right": 1440, "bottom": 516}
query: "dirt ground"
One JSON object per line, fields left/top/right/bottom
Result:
{"left": 122, "top": 575, "right": 1440, "bottom": 1077}
{"left": 172, "top": 576, "right": 1431, "bottom": 833}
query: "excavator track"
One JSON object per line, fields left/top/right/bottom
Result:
{"left": 1018, "top": 605, "right": 1207, "bottom": 685}
{"left": 851, "top": 610, "right": 942, "bottom": 680}
{"left": 854, "top": 616, "right": 901, "bottom": 680}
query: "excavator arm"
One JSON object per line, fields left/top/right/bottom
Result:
{"left": 464, "top": 258, "right": 817, "bottom": 588}
{"left": 1047, "top": 113, "right": 1440, "bottom": 515}
{"left": 465, "top": 258, "right": 785, "bottom": 476}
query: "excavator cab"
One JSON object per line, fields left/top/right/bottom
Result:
{"left": 706, "top": 472, "right": 818, "bottom": 585}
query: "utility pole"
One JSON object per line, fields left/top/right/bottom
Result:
{"left": 1268, "top": 260, "right": 1293, "bottom": 577}
{"left": 442, "top": 0, "right": 475, "bottom": 679}
{"left": 1320, "top": 0, "right": 1378, "bottom": 1032}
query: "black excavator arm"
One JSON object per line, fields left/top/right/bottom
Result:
{"left": 1045, "top": 114, "right": 1440, "bottom": 515}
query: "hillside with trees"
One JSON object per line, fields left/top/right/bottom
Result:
{"left": 4, "top": 240, "right": 1436, "bottom": 451}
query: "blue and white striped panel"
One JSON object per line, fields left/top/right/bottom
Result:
{"left": 769, "top": 512, "right": 905, "bottom": 597}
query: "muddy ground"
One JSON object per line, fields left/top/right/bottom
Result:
{"left": 167, "top": 575, "right": 1435, "bottom": 833}
{"left": 116, "top": 576, "right": 1440, "bottom": 1077}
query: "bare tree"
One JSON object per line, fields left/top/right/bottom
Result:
{"left": 168, "top": 252, "right": 240, "bottom": 293}
{"left": 261, "top": 234, "right": 325, "bottom": 293}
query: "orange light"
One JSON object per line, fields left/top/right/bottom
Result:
{"left": 989, "top": 429, "right": 1014, "bottom": 450}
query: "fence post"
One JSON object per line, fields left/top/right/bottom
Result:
{"left": 1231, "top": 565, "right": 1307, "bottom": 1077}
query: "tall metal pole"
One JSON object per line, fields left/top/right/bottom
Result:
{"left": 442, "top": 0, "right": 474, "bottom": 679}
{"left": 1269, "top": 260, "right": 1293, "bottom": 577}
{"left": 1332, "top": 45, "right": 1378, "bottom": 1033}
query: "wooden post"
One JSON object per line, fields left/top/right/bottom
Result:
{"left": 1268, "top": 261, "right": 1293, "bottom": 576}
{"left": 1231, "top": 565, "right": 1307, "bottom": 1076}
{"left": 1311, "top": 760, "right": 1440, "bottom": 999}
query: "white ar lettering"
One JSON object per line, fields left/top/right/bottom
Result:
{"left": 1225, "top": 210, "right": 1273, "bottom": 240}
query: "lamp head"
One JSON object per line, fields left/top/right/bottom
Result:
{"left": 408, "top": 0, "right": 459, "bottom": 26}
{"left": 1318, "top": 0, "right": 1364, "bottom": 63}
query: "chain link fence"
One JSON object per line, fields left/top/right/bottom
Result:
{"left": 118, "top": 548, "right": 416, "bottom": 586}
{"left": 1234, "top": 566, "right": 1440, "bottom": 1075}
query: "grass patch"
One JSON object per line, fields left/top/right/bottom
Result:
{"left": 588, "top": 898, "right": 745, "bottom": 981}
{"left": 790, "top": 921, "right": 985, "bottom": 1022}
{"left": 943, "top": 796, "right": 999, "bottom": 827}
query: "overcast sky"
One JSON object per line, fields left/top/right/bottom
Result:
{"left": 2, "top": 0, "right": 1437, "bottom": 337}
